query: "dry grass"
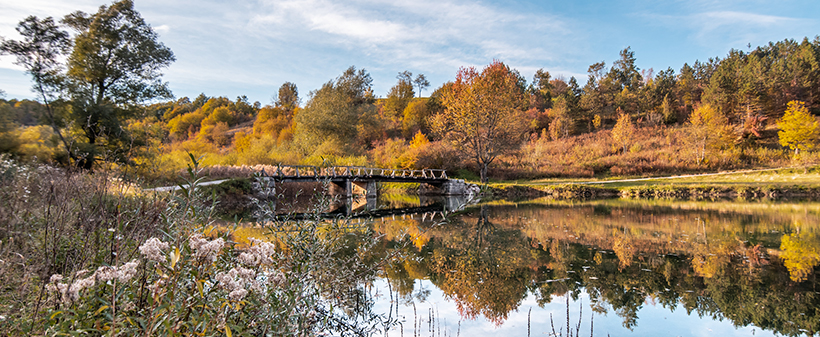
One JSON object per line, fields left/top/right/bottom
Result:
{"left": 504, "top": 124, "right": 794, "bottom": 180}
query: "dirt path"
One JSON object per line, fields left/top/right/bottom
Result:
{"left": 144, "top": 179, "right": 229, "bottom": 192}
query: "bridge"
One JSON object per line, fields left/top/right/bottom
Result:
{"left": 255, "top": 165, "right": 471, "bottom": 198}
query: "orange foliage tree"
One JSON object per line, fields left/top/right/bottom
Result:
{"left": 433, "top": 60, "right": 527, "bottom": 182}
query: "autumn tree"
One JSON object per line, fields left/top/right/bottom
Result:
{"left": 62, "top": 0, "right": 175, "bottom": 168}
{"left": 0, "top": 16, "right": 74, "bottom": 161}
{"left": 294, "top": 66, "right": 377, "bottom": 155}
{"left": 687, "top": 104, "right": 732, "bottom": 164}
{"left": 275, "top": 82, "right": 299, "bottom": 111}
{"left": 780, "top": 231, "right": 820, "bottom": 282}
{"left": 432, "top": 61, "right": 527, "bottom": 182}
{"left": 548, "top": 96, "right": 573, "bottom": 140}
{"left": 777, "top": 100, "right": 818, "bottom": 156}
{"left": 383, "top": 71, "right": 415, "bottom": 119}
{"left": 401, "top": 99, "right": 429, "bottom": 137}
{"left": 611, "top": 108, "right": 634, "bottom": 153}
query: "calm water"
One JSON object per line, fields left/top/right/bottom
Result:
{"left": 239, "top": 196, "right": 820, "bottom": 336}
{"left": 365, "top": 197, "right": 820, "bottom": 336}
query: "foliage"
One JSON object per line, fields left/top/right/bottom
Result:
{"left": 433, "top": 60, "right": 527, "bottom": 182}
{"left": 611, "top": 109, "right": 634, "bottom": 153}
{"left": 383, "top": 71, "right": 415, "bottom": 119}
{"left": 777, "top": 100, "right": 819, "bottom": 156}
{"left": 0, "top": 155, "right": 396, "bottom": 335}
{"left": 780, "top": 230, "right": 820, "bottom": 282}
{"left": 0, "top": 16, "right": 75, "bottom": 162}
{"left": 294, "top": 66, "right": 378, "bottom": 156}
{"left": 401, "top": 98, "right": 430, "bottom": 137}
{"left": 62, "top": 0, "right": 175, "bottom": 168}
{"left": 687, "top": 104, "right": 733, "bottom": 164}
{"left": 548, "top": 96, "right": 573, "bottom": 140}
{"left": 0, "top": 156, "right": 166, "bottom": 334}
{"left": 275, "top": 82, "right": 299, "bottom": 110}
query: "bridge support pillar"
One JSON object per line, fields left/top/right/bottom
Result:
{"left": 351, "top": 180, "right": 378, "bottom": 198}
{"left": 365, "top": 181, "right": 378, "bottom": 198}
{"left": 439, "top": 179, "right": 467, "bottom": 195}
{"left": 253, "top": 177, "right": 276, "bottom": 198}
{"left": 344, "top": 180, "right": 353, "bottom": 198}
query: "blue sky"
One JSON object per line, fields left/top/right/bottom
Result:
{"left": 2, "top": 0, "right": 819, "bottom": 105}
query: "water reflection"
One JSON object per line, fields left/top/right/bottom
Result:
{"left": 258, "top": 193, "right": 472, "bottom": 218}
{"left": 370, "top": 199, "right": 820, "bottom": 336}
{"left": 235, "top": 196, "right": 820, "bottom": 336}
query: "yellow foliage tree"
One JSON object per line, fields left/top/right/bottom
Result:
{"left": 778, "top": 100, "right": 819, "bottom": 156}
{"left": 687, "top": 104, "right": 732, "bottom": 164}
{"left": 611, "top": 108, "right": 634, "bottom": 153}
{"left": 781, "top": 231, "right": 820, "bottom": 282}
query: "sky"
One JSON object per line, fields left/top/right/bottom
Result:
{"left": 1, "top": 0, "right": 819, "bottom": 105}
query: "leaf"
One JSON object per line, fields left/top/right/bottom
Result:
{"left": 170, "top": 246, "right": 181, "bottom": 269}
{"left": 197, "top": 279, "right": 204, "bottom": 298}
{"left": 225, "top": 325, "right": 232, "bottom": 337}
{"left": 94, "top": 305, "right": 110, "bottom": 316}
{"left": 50, "top": 311, "right": 63, "bottom": 320}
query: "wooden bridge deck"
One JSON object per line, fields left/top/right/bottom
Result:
{"left": 259, "top": 165, "right": 449, "bottom": 183}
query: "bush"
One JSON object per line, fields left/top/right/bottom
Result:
{"left": 0, "top": 155, "right": 396, "bottom": 335}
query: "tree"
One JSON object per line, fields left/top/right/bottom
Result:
{"left": 383, "top": 71, "right": 415, "bottom": 119}
{"left": 611, "top": 108, "right": 634, "bottom": 153}
{"left": 294, "top": 66, "right": 376, "bottom": 155}
{"left": 777, "top": 100, "right": 818, "bottom": 156}
{"left": 62, "top": 0, "right": 175, "bottom": 168}
{"left": 548, "top": 96, "right": 573, "bottom": 140}
{"left": 414, "top": 73, "right": 429, "bottom": 97}
{"left": 0, "top": 16, "right": 75, "bottom": 161}
{"left": 432, "top": 61, "right": 527, "bottom": 183}
{"left": 401, "top": 99, "right": 429, "bottom": 137}
{"left": 528, "top": 69, "right": 552, "bottom": 112}
{"left": 688, "top": 104, "right": 732, "bottom": 164}
{"left": 275, "top": 82, "right": 299, "bottom": 111}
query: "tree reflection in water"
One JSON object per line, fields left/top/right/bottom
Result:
{"left": 370, "top": 200, "right": 820, "bottom": 336}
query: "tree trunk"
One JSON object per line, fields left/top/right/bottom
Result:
{"left": 480, "top": 162, "right": 489, "bottom": 183}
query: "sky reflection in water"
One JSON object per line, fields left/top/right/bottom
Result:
{"left": 362, "top": 198, "right": 820, "bottom": 337}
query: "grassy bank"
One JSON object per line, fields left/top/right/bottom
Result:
{"left": 482, "top": 165, "right": 820, "bottom": 200}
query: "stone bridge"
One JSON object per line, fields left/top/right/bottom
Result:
{"left": 255, "top": 165, "right": 471, "bottom": 198}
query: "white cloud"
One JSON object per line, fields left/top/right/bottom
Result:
{"left": 154, "top": 24, "right": 170, "bottom": 33}
{"left": 247, "top": 0, "right": 579, "bottom": 87}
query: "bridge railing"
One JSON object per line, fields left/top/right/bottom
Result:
{"left": 260, "top": 165, "right": 448, "bottom": 180}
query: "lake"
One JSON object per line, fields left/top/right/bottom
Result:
{"left": 239, "top": 196, "right": 820, "bottom": 336}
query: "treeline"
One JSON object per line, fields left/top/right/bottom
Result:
{"left": 2, "top": 0, "right": 819, "bottom": 181}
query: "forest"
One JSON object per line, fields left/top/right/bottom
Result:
{"left": 1, "top": 1, "right": 819, "bottom": 183}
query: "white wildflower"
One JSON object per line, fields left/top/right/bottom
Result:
{"left": 189, "top": 234, "right": 224, "bottom": 263}
{"left": 46, "top": 275, "right": 68, "bottom": 301}
{"left": 118, "top": 260, "right": 139, "bottom": 282}
{"left": 269, "top": 270, "right": 285, "bottom": 287}
{"left": 216, "top": 266, "right": 260, "bottom": 301}
{"left": 94, "top": 266, "right": 118, "bottom": 282}
{"left": 239, "top": 238, "right": 277, "bottom": 267}
{"left": 49, "top": 274, "right": 63, "bottom": 283}
{"left": 66, "top": 276, "right": 95, "bottom": 302}
{"left": 139, "top": 237, "right": 170, "bottom": 262}
{"left": 228, "top": 288, "right": 248, "bottom": 301}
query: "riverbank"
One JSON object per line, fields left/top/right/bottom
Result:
{"left": 483, "top": 165, "right": 820, "bottom": 200}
